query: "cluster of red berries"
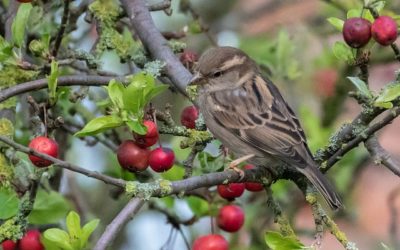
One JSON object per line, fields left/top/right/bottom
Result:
{"left": 193, "top": 164, "right": 264, "bottom": 250}
{"left": 117, "top": 120, "right": 175, "bottom": 173}
{"left": 1, "top": 230, "right": 44, "bottom": 250}
{"left": 343, "top": 15, "right": 398, "bottom": 48}
{"left": 117, "top": 106, "right": 199, "bottom": 173}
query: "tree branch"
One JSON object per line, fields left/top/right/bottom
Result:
{"left": 0, "top": 135, "right": 127, "bottom": 188}
{"left": 93, "top": 198, "right": 145, "bottom": 250}
{"left": 120, "top": 0, "right": 192, "bottom": 95}
{"left": 0, "top": 135, "right": 267, "bottom": 197}
{"left": 324, "top": 107, "right": 400, "bottom": 171}
{"left": 0, "top": 75, "right": 123, "bottom": 103}
{"left": 52, "top": 0, "right": 70, "bottom": 57}
{"left": 365, "top": 136, "right": 400, "bottom": 177}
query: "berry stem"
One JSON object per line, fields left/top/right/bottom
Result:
{"left": 43, "top": 106, "right": 48, "bottom": 137}
{"left": 151, "top": 107, "right": 163, "bottom": 149}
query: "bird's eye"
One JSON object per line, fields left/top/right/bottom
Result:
{"left": 212, "top": 71, "right": 223, "bottom": 78}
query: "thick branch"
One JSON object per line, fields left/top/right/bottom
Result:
{"left": 93, "top": 198, "right": 145, "bottom": 250}
{"left": 120, "top": 0, "right": 192, "bottom": 95}
{"left": 0, "top": 75, "right": 123, "bottom": 103}
{"left": 365, "top": 136, "right": 400, "bottom": 177}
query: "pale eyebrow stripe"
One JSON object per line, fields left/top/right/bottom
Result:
{"left": 219, "top": 55, "right": 246, "bottom": 71}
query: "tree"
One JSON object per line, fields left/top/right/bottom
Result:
{"left": 0, "top": 0, "right": 399, "bottom": 249}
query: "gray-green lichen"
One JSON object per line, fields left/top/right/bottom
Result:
{"left": 125, "top": 180, "right": 173, "bottom": 200}
{"left": 89, "top": 0, "right": 138, "bottom": 61}
{"left": 168, "top": 40, "right": 186, "bottom": 53}
{"left": 0, "top": 217, "right": 23, "bottom": 242}
{"left": 144, "top": 60, "right": 166, "bottom": 78}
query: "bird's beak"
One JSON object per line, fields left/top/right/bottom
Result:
{"left": 189, "top": 72, "right": 203, "bottom": 86}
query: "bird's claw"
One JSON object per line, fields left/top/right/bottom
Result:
{"left": 227, "top": 154, "right": 255, "bottom": 181}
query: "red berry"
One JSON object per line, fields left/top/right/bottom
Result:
{"left": 371, "top": 16, "right": 398, "bottom": 46}
{"left": 148, "top": 147, "right": 175, "bottom": 172}
{"left": 192, "top": 234, "right": 228, "bottom": 250}
{"left": 342, "top": 17, "right": 372, "bottom": 48}
{"left": 19, "top": 230, "right": 44, "bottom": 250}
{"left": 1, "top": 240, "right": 17, "bottom": 250}
{"left": 28, "top": 136, "right": 59, "bottom": 167}
{"left": 180, "top": 106, "right": 199, "bottom": 129}
{"left": 217, "top": 204, "right": 245, "bottom": 232}
{"left": 243, "top": 164, "right": 264, "bottom": 192}
{"left": 117, "top": 140, "right": 150, "bottom": 172}
{"left": 217, "top": 183, "right": 245, "bottom": 200}
{"left": 180, "top": 50, "right": 198, "bottom": 65}
{"left": 134, "top": 120, "right": 159, "bottom": 148}
{"left": 17, "top": 0, "right": 32, "bottom": 3}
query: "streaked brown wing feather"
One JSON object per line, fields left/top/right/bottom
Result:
{"left": 209, "top": 74, "right": 313, "bottom": 168}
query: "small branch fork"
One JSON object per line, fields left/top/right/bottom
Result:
{"left": 365, "top": 136, "right": 400, "bottom": 177}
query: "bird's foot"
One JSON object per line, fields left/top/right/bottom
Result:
{"left": 227, "top": 154, "right": 255, "bottom": 180}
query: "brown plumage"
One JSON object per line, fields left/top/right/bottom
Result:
{"left": 190, "top": 46, "right": 343, "bottom": 210}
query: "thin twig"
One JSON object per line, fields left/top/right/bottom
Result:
{"left": 388, "top": 186, "right": 400, "bottom": 249}
{"left": 306, "top": 189, "right": 350, "bottom": 248}
{"left": 148, "top": 0, "right": 171, "bottom": 12}
{"left": 365, "top": 136, "right": 400, "bottom": 176}
{"left": 324, "top": 107, "right": 400, "bottom": 171}
{"left": 93, "top": 198, "right": 145, "bottom": 250}
{"left": 0, "top": 75, "right": 123, "bottom": 103}
{"left": 0, "top": 135, "right": 127, "bottom": 188}
{"left": 52, "top": 0, "right": 71, "bottom": 57}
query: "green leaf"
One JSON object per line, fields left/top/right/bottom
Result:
{"left": 29, "top": 190, "right": 71, "bottom": 224}
{"left": 123, "top": 79, "right": 146, "bottom": 114}
{"left": 327, "top": 17, "right": 344, "bottom": 31}
{"left": 0, "top": 36, "right": 13, "bottom": 62}
{"left": 107, "top": 80, "right": 125, "bottom": 109}
{"left": 43, "top": 228, "right": 74, "bottom": 250}
{"left": 160, "top": 165, "right": 184, "bottom": 181}
{"left": 347, "top": 77, "right": 373, "bottom": 98}
{"left": 375, "top": 84, "right": 400, "bottom": 103}
{"left": 265, "top": 231, "right": 305, "bottom": 250}
{"left": 370, "top": 1, "right": 385, "bottom": 13}
{"left": 125, "top": 120, "right": 146, "bottom": 135}
{"left": 186, "top": 196, "right": 209, "bottom": 217}
{"left": 374, "top": 101, "right": 393, "bottom": 109}
{"left": 333, "top": 42, "right": 355, "bottom": 62}
{"left": 347, "top": 9, "right": 361, "bottom": 18}
{"left": 74, "top": 115, "right": 123, "bottom": 137}
{"left": 197, "top": 152, "right": 224, "bottom": 173}
{"left": 66, "top": 211, "right": 82, "bottom": 250}
{"left": 0, "top": 188, "right": 19, "bottom": 219}
{"left": 11, "top": 3, "right": 33, "bottom": 47}
{"left": 144, "top": 84, "right": 169, "bottom": 103}
{"left": 80, "top": 219, "right": 99, "bottom": 249}
{"left": 48, "top": 60, "right": 59, "bottom": 105}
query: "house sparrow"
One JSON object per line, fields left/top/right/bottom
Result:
{"left": 190, "top": 46, "right": 342, "bottom": 209}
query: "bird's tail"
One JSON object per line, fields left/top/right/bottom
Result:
{"left": 299, "top": 165, "right": 343, "bottom": 210}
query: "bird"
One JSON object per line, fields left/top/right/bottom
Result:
{"left": 189, "top": 46, "right": 343, "bottom": 210}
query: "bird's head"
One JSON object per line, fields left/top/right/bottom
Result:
{"left": 189, "top": 47, "right": 257, "bottom": 92}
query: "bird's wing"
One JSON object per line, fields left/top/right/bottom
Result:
{"left": 208, "top": 74, "right": 313, "bottom": 168}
